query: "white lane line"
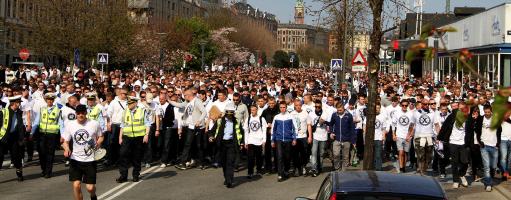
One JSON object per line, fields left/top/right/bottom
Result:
{"left": 98, "top": 166, "right": 158, "bottom": 199}
{"left": 104, "top": 167, "right": 165, "bottom": 200}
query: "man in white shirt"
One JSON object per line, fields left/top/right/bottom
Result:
{"left": 392, "top": 99, "right": 414, "bottom": 173}
{"left": 62, "top": 105, "right": 103, "bottom": 200}
{"left": 368, "top": 104, "right": 389, "bottom": 171}
{"left": 105, "top": 87, "right": 128, "bottom": 166}
{"left": 243, "top": 105, "right": 267, "bottom": 178}
{"left": 308, "top": 100, "right": 328, "bottom": 177}
{"left": 411, "top": 99, "right": 440, "bottom": 175}
{"left": 290, "top": 100, "right": 310, "bottom": 177}
{"left": 476, "top": 105, "right": 501, "bottom": 192}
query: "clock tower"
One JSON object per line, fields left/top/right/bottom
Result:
{"left": 295, "top": 0, "right": 304, "bottom": 24}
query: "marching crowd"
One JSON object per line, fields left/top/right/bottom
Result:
{"left": 0, "top": 65, "right": 510, "bottom": 200}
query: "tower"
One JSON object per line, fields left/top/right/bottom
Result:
{"left": 295, "top": 0, "right": 304, "bottom": 24}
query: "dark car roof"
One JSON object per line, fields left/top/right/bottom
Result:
{"left": 332, "top": 171, "right": 445, "bottom": 198}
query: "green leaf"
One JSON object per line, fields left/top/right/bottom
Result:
{"left": 443, "top": 26, "right": 457, "bottom": 32}
{"left": 424, "top": 48, "right": 433, "bottom": 60}
{"left": 490, "top": 94, "right": 509, "bottom": 130}
{"left": 405, "top": 50, "right": 417, "bottom": 63}
{"left": 455, "top": 110, "right": 467, "bottom": 128}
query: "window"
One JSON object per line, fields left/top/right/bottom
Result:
{"left": 6, "top": 0, "right": 11, "bottom": 18}
{"left": 172, "top": 2, "right": 175, "bottom": 10}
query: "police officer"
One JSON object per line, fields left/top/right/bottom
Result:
{"left": 31, "top": 93, "right": 62, "bottom": 178}
{"left": 210, "top": 103, "right": 243, "bottom": 188}
{"left": 85, "top": 92, "right": 106, "bottom": 133}
{"left": 116, "top": 96, "right": 151, "bottom": 183}
{"left": 0, "top": 95, "right": 25, "bottom": 181}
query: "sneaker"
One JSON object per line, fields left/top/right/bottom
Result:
{"left": 9, "top": 163, "right": 13, "bottom": 168}
{"left": 440, "top": 174, "right": 446, "bottom": 179}
{"left": 144, "top": 163, "right": 151, "bottom": 168}
{"left": 247, "top": 174, "right": 253, "bottom": 179}
{"left": 160, "top": 163, "right": 167, "bottom": 168}
{"left": 453, "top": 182, "right": 460, "bottom": 189}
{"left": 175, "top": 164, "right": 187, "bottom": 170}
{"left": 116, "top": 176, "right": 128, "bottom": 183}
{"left": 485, "top": 186, "right": 492, "bottom": 192}
{"left": 65, "top": 160, "right": 70, "bottom": 167}
{"left": 277, "top": 176, "right": 284, "bottom": 182}
{"left": 460, "top": 176, "right": 468, "bottom": 187}
{"left": 132, "top": 176, "right": 140, "bottom": 182}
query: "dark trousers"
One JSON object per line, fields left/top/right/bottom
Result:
{"left": 160, "top": 127, "right": 179, "bottom": 164}
{"left": 385, "top": 127, "right": 398, "bottom": 160}
{"left": 450, "top": 144, "right": 469, "bottom": 183}
{"left": 292, "top": 138, "right": 308, "bottom": 170}
{"left": 0, "top": 139, "right": 23, "bottom": 170}
{"left": 355, "top": 129, "right": 364, "bottom": 160}
{"left": 276, "top": 141, "right": 292, "bottom": 177}
{"left": 374, "top": 140, "right": 383, "bottom": 171}
{"left": 39, "top": 134, "right": 59, "bottom": 175}
{"left": 432, "top": 142, "right": 449, "bottom": 175}
{"left": 470, "top": 144, "right": 483, "bottom": 177}
{"left": 247, "top": 144, "right": 263, "bottom": 175}
{"left": 143, "top": 124, "right": 158, "bottom": 164}
{"left": 264, "top": 130, "right": 278, "bottom": 172}
{"left": 179, "top": 127, "right": 204, "bottom": 165}
{"left": 118, "top": 136, "right": 144, "bottom": 178}
{"left": 107, "top": 124, "right": 121, "bottom": 164}
{"left": 221, "top": 140, "right": 236, "bottom": 184}
{"left": 22, "top": 131, "right": 34, "bottom": 160}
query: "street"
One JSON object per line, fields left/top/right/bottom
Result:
{"left": 1, "top": 152, "right": 511, "bottom": 200}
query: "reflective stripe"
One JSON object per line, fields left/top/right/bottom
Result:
{"left": 87, "top": 105, "right": 101, "bottom": 121}
{"left": 122, "top": 108, "right": 146, "bottom": 137}
{"left": 39, "top": 107, "right": 60, "bottom": 134}
{"left": 214, "top": 119, "right": 242, "bottom": 145}
{"left": 0, "top": 108, "right": 9, "bottom": 139}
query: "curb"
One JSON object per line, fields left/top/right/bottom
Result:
{"left": 494, "top": 185, "right": 511, "bottom": 200}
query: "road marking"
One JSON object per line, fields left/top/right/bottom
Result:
{"left": 103, "top": 166, "right": 165, "bottom": 200}
{"left": 98, "top": 166, "right": 158, "bottom": 199}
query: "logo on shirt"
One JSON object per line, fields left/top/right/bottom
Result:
{"left": 68, "top": 113, "right": 76, "bottom": 120}
{"left": 399, "top": 116, "right": 410, "bottom": 126}
{"left": 418, "top": 114, "right": 431, "bottom": 126}
{"left": 375, "top": 119, "right": 382, "bottom": 129}
{"left": 390, "top": 110, "right": 396, "bottom": 119}
{"left": 306, "top": 108, "right": 313, "bottom": 114}
{"left": 249, "top": 121, "right": 261, "bottom": 132}
{"left": 186, "top": 105, "right": 193, "bottom": 115}
{"left": 74, "top": 129, "right": 90, "bottom": 146}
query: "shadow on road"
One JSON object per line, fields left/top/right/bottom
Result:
{"left": 144, "top": 170, "right": 177, "bottom": 180}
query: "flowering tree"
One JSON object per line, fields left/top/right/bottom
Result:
{"left": 211, "top": 27, "right": 251, "bottom": 65}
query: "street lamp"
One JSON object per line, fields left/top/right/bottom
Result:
{"left": 199, "top": 40, "right": 207, "bottom": 71}
{"left": 156, "top": 32, "right": 168, "bottom": 72}
{"left": 381, "top": 43, "right": 389, "bottom": 74}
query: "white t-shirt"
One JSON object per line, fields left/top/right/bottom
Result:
{"left": 291, "top": 110, "right": 309, "bottom": 138}
{"left": 308, "top": 111, "right": 328, "bottom": 141}
{"left": 374, "top": 113, "right": 389, "bottom": 141}
{"left": 502, "top": 118, "right": 511, "bottom": 141}
{"left": 303, "top": 103, "right": 314, "bottom": 114}
{"left": 355, "top": 104, "right": 366, "bottom": 129}
{"left": 413, "top": 110, "right": 437, "bottom": 137}
{"left": 385, "top": 104, "right": 400, "bottom": 123}
{"left": 243, "top": 114, "right": 268, "bottom": 145}
{"left": 64, "top": 120, "right": 103, "bottom": 162}
{"left": 449, "top": 122, "right": 466, "bottom": 145}
{"left": 392, "top": 110, "right": 414, "bottom": 139}
{"left": 481, "top": 117, "right": 498, "bottom": 147}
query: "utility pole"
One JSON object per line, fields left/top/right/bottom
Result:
{"left": 341, "top": 0, "right": 349, "bottom": 85}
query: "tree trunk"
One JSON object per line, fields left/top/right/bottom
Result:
{"left": 363, "top": 0, "right": 384, "bottom": 170}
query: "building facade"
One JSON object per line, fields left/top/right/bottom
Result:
{"left": 277, "top": 24, "right": 329, "bottom": 53}
{"left": 128, "top": 0, "right": 206, "bottom": 24}
{"left": 229, "top": 2, "right": 278, "bottom": 38}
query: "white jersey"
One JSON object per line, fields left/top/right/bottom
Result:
{"left": 412, "top": 110, "right": 437, "bottom": 137}
{"left": 308, "top": 111, "right": 328, "bottom": 141}
{"left": 392, "top": 110, "right": 414, "bottom": 139}
{"left": 449, "top": 122, "right": 466, "bottom": 145}
{"left": 243, "top": 114, "right": 268, "bottom": 145}
{"left": 303, "top": 103, "right": 314, "bottom": 114}
{"left": 64, "top": 120, "right": 102, "bottom": 162}
{"left": 355, "top": 104, "right": 366, "bottom": 129}
{"left": 291, "top": 110, "right": 309, "bottom": 138}
{"left": 385, "top": 104, "right": 400, "bottom": 123}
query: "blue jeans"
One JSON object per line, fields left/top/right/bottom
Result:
{"left": 310, "top": 139, "right": 326, "bottom": 172}
{"left": 500, "top": 140, "right": 511, "bottom": 173}
{"left": 481, "top": 146, "right": 498, "bottom": 186}
{"left": 374, "top": 140, "right": 383, "bottom": 171}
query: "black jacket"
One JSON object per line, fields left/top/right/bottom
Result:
{"left": 161, "top": 104, "right": 175, "bottom": 128}
{"left": 437, "top": 109, "right": 475, "bottom": 147}
{"left": 474, "top": 116, "right": 502, "bottom": 147}
{"left": 210, "top": 118, "right": 242, "bottom": 148}
{"left": 261, "top": 106, "right": 279, "bottom": 127}
{"left": 0, "top": 108, "right": 25, "bottom": 143}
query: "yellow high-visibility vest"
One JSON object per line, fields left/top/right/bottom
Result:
{"left": 39, "top": 107, "right": 60, "bottom": 134}
{"left": 0, "top": 108, "right": 9, "bottom": 139}
{"left": 122, "top": 107, "right": 146, "bottom": 137}
{"left": 215, "top": 119, "right": 242, "bottom": 145}
{"left": 87, "top": 105, "right": 101, "bottom": 121}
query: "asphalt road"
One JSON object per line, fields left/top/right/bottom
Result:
{"left": 1, "top": 152, "right": 511, "bottom": 200}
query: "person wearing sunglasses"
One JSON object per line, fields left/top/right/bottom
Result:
{"left": 392, "top": 99, "right": 414, "bottom": 173}
{"left": 411, "top": 99, "right": 441, "bottom": 176}
{"left": 104, "top": 87, "right": 129, "bottom": 167}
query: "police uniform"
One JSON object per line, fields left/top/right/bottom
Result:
{"left": 32, "top": 93, "right": 62, "bottom": 178}
{"left": 116, "top": 97, "right": 150, "bottom": 183}
{"left": 85, "top": 93, "right": 106, "bottom": 133}
{"left": 211, "top": 103, "right": 243, "bottom": 188}
{"left": 0, "top": 96, "right": 25, "bottom": 181}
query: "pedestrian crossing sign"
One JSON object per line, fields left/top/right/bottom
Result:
{"left": 330, "top": 59, "right": 343, "bottom": 72}
{"left": 97, "top": 53, "right": 108, "bottom": 64}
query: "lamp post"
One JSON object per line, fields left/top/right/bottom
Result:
{"left": 156, "top": 32, "right": 168, "bottom": 71}
{"left": 199, "top": 40, "right": 207, "bottom": 71}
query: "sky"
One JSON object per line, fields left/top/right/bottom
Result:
{"left": 246, "top": 0, "right": 509, "bottom": 25}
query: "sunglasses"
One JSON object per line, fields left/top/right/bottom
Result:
{"left": 233, "top": 99, "right": 240, "bottom": 102}
{"left": 141, "top": 96, "right": 146, "bottom": 98}
{"left": 401, "top": 104, "right": 409, "bottom": 107}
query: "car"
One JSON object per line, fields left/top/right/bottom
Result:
{"left": 296, "top": 171, "right": 447, "bottom": 200}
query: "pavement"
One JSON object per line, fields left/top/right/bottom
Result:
{"left": 1, "top": 152, "right": 510, "bottom": 200}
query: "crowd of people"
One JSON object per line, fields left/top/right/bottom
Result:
{"left": 0, "top": 65, "right": 510, "bottom": 200}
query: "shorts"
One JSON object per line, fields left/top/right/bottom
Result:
{"left": 69, "top": 159, "right": 97, "bottom": 184}
{"left": 396, "top": 138, "right": 411, "bottom": 152}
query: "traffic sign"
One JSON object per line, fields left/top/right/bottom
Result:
{"left": 290, "top": 54, "right": 295, "bottom": 63}
{"left": 351, "top": 50, "right": 368, "bottom": 72}
{"left": 249, "top": 54, "right": 256, "bottom": 64}
{"left": 97, "top": 53, "right": 108, "bottom": 64}
{"left": 330, "top": 59, "right": 343, "bottom": 72}
{"left": 19, "top": 48, "right": 30, "bottom": 61}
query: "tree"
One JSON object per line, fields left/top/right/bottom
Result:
{"left": 272, "top": 50, "right": 289, "bottom": 68}
{"left": 211, "top": 27, "right": 251, "bottom": 66}
{"left": 297, "top": 46, "right": 333, "bottom": 66}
